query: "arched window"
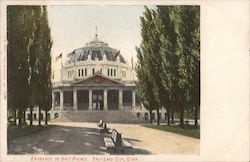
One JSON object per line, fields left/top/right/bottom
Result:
{"left": 54, "top": 113, "right": 59, "bottom": 119}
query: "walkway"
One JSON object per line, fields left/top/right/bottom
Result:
{"left": 8, "top": 122, "right": 199, "bottom": 155}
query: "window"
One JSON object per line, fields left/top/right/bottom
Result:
{"left": 107, "top": 69, "right": 109, "bottom": 76}
{"left": 54, "top": 113, "right": 59, "bottom": 119}
{"left": 100, "top": 68, "right": 102, "bottom": 74}
{"left": 27, "top": 114, "right": 31, "bottom": 120}
{"left": 78, "top": 69, "right": 81, "bottom": 77}
{"left": 92, "top": 50, "right": 102, "bottom": 60}
{"left": 110, "top": 69, "right": 113, "bottom": 76}
{"left": 114, "top": 69, "right": 116, "bottom": 77}
{"left": 63, "top": 91, "right": 73, "bottom": 106}
{"left": 123, "top": 90, "right": 132, "bottom": 106}
{"left": 85, "top": 68, "right": 87, "bottom": 76}
{"left": 54, "top": 92, "right": 60, "bottom": 107}
{"left": 82, "top": 69, "right": 84, "bottom": 76}
{"left": 92, "top": 68, "right": 95, "bottom": 75}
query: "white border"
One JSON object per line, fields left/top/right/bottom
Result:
{"left": 1, "top": 0, "right": 249, "bottom": 162}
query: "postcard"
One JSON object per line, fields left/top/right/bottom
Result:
{"left": 0, "top": 1, "right": 249, "bottom": 162}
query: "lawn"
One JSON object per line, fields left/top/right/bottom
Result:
{"left": 7, "top": 125, "right": 56, "bottom": 141}
{"left": 142, "top": 124, "right": 200, "bottom": 139}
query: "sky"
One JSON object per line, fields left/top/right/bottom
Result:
{"left": 47, "top": 5, "right": 152, "bottom": 81}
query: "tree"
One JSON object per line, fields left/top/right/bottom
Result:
{"left": 135, "top": 47, "right": 158, "bottom": 124}
{"left": 8, "top": 6, "right": 53, "bottom": 126}
{"left": 39, "top": 6, "right": 53, "bottom": 125}
{"left": 173, "top": 6, "right": 200, "bottom": 127}
{"left": 28, "top": 6, "right": 42, "bottom": 126}
{"left": 157, "top": 6, "right": 179, "bottom": 126}
{"left": 7, "top": 6, "right": 34, "bottom": 126}
{"left": 136, "top": 6, "right": 200, "bottom": 128}
{"left": 139, "top": 7, "right": 165, "bottom": 125}
{"left": 7, "top": 6, "right": 19, "bottom": 125}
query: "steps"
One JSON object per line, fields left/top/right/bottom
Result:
{"left": 52, "top": 110, "right": 146, "bottom": 124}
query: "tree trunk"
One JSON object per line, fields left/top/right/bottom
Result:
{"left": 166, "top": 109, "right": 170, "bottom": 126}
{"left": 180, "top": 107, "right": 184, "bottom": 128}
{"left": 194, "top": 105, "right": 199, "bottom": 127}
{"left": 45, "top": 111, "right": 48, "bottom": 125}
{"left": 171, "top": 111, "right": 174, "bottom": 123}
{"left": 38, "top": 107, "right": 41, "bottom": 126}
{"left": 13, "top": 109, "right": 17, "bottom": 125}
{"left": 149, "top": 110, "right": 152, "bottom": 124}
{"left": 30, "top": 106, "right": 33, "bottom": 126}
{"left": 156, "top": 108, "right": 160, "bottom": 125}
{"left": 18, "top": 110, "right": 22, "bottom": 126}
{"left": 23, "top": 110, "right": 26, "bottom": 125}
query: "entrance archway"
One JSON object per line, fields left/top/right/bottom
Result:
{"left": 77, "top": 90, "right": 89, "bottom": 110}
{"left": 92, "top": 90, "right": 103, "bottom": 111}
{"left": 107, "top": 90, "right": 118, "bottom": 110}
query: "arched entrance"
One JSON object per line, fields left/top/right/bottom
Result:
{"left": 92, "top": 90, "right": 103, "bottom": 111}
{"left": 107, "top": 90, "right": 118, "bottom": 110}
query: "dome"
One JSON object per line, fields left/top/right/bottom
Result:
{"left": 65, "top": 34, "right": 126, "bottom": 65}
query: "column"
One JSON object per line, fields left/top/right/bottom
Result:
{"left": 119, "top": 89, "right": 123, "bottom": 110}
{"left": 60, "top": 90, "right": 64, "bottom": 111}
{"left": 132, "top": 90, "right": 136, "bottom": 109}
{"left": 104, "top": 89, "right": 108, "bottom": 110}
{"left": 89, "top": 89, "right": 92, "bottom": 110}
{"left": 52, "top": 92, "right": 55, "bottom": 111}
{"left": 73, "top": 89, "right": 77, "bottom": 111}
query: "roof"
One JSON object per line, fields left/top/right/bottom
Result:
{"left": 65, "top": 34, "right": 126, "bottom": 64}
{"left": 74, "top": 74, "right": 124, "bottom": 85}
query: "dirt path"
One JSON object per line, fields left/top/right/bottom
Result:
{"left": 8, "top": 122, "right": 199, "bottom": 155}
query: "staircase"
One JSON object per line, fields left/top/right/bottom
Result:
{"left": 52, "top": 110, "right": 146, "bottom": 124}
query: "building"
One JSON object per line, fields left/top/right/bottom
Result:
{"left": 26, "top": 33, "right": 167, "bottom": 122}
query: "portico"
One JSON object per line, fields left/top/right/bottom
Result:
{"left": 52, "top": 74, "right": 138, "bottom": 111}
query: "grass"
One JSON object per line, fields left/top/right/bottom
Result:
{"left": 7, "top": 125, "right": 56, "bottom": 141}
{"left": 141, "top": 124, "right": 200, "bottom": 139}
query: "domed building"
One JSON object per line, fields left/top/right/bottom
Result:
{"left": 50, "top": 34, "right": 143, "bottom": 119}
{"left": 26, "top": 33, "right": 167, "bottom": 123}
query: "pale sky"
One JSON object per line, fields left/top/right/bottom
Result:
{"left": 47, "top": 5, "right": 153, "bottom": 81}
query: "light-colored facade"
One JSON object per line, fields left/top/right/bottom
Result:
{"left": 26, "top": 34, "right": 167, "bottom": 122}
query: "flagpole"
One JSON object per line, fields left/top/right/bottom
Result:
{"left": 74, "top": 50, "right": 76, "bottom": 79}
{"left": 61, "top": 53, "right": 63, "bottom": 68}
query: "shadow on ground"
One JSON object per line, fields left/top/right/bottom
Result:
{"left": 8, "top": 125, "right": 151, "bottom": 155}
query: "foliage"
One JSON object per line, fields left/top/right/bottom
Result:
{"left": 7, "top": 6, "right": 53, "bottom": 126}
{"left": 38, "top": 7, "right": 53, "bottom": 112}
{"left": 136, "top": 6, "right": 200, "bottom": 127}
{"left": 7, "top": 6, "right": 35, "bottom": 124}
